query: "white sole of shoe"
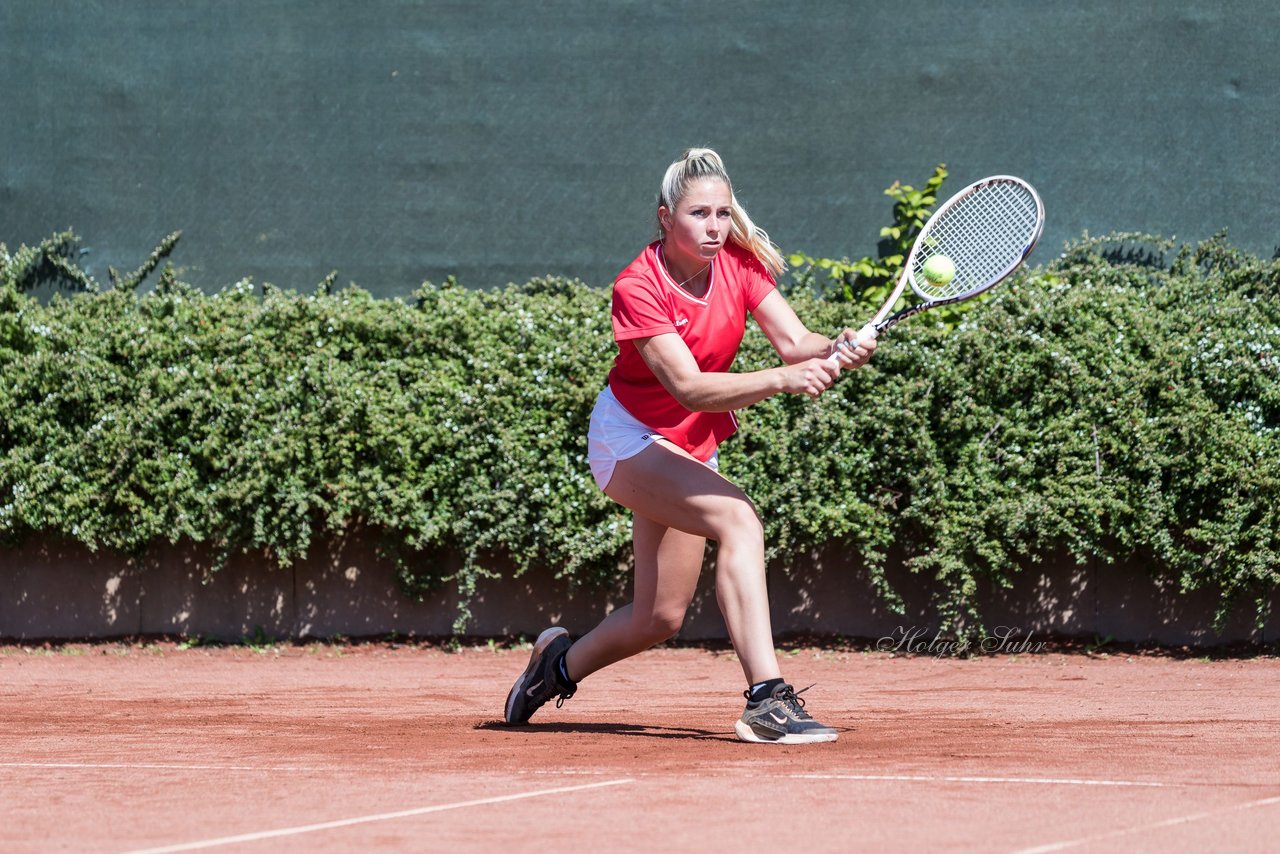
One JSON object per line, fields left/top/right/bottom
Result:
{"left": 734, "top": 719, "right": 838, "bottom": 744}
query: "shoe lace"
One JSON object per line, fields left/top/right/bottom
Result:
{"left": 776, "top": 683, "right": 815, "bottom": 720}
{"left": 547, "top": 646, "right": 576, "bottom": 709}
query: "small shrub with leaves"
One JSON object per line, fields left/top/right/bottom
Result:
{"left": 788, "top": 165, "right": 990, "bottom": 332}
{"left": 788, "top": 164, "right": 948, "bottom": 303}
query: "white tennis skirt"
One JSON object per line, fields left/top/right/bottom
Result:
{"left": 587, "top": 386, "right": 718, "bottom": 491}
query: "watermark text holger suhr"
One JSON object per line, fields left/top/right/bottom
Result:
{"left": 876, "top": 625, "right": 1048, "bottom": 657}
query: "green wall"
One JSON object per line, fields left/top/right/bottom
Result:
{"left": 3, "top": 1, "right": 1277, "bottom": 295}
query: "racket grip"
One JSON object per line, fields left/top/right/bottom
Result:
{"left": 826, "top": 325, "right": 879, "bottom": 364}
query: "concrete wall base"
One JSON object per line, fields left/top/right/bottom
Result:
{"left": 2, "top": 535, "right": 1275, "bottom": 648}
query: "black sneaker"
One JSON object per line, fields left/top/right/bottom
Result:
{"left": 734, "top": 682, "right": 838, "bottom": 744}
{"left": 504, "top": 627, "right": 576, "bottom": 725}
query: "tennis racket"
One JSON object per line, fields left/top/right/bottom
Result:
{"left": 832, "top": 175, "right": 1044, "bottom": 358}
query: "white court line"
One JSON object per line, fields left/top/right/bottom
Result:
{"left": 1011, "top": 793, "right": 1280, "bottom": 853}
{"left": 121, "top": 778, "right": 634, "bottom": 854}
{"left": 793, "top": 773, "right": 1176, "bottom": 788}
{"left": 2, "top": 763, "right": 1235, "bottom": 791}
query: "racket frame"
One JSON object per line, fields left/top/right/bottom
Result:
{"left": 870, "top": 175, "right": 1044, "bottom": 335}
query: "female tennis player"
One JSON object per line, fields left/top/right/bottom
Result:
{"left": 504, "top": 148, "right": 876, "bottom": 744}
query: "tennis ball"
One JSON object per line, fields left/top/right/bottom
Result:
{"left": 922, "top": 255, "right": 956, "bottom": 285}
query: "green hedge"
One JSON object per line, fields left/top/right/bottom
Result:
{"left": 2, "top": 231, "right": 1277, "bottom": 635}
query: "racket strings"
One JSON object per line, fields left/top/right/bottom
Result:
{"left": 911, "top": 181, "right": 1041, "bottom": 300}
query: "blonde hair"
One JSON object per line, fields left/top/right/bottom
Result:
{"left": 657, "top": 147, "right": 786, "bottom": 277}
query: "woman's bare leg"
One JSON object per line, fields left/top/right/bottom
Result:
{"left": 564, "top": 441, "right": 781, "bottom": 686}
{"left": 563, "top": 514, "right": 705, "bottom": 681}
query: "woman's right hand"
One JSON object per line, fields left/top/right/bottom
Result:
{"left": 779, "top": 358, "right": 842, "bottom": 399}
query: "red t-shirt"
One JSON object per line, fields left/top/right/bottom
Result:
{"left": 607, "top": 240, "right": 777, "bottom": 461}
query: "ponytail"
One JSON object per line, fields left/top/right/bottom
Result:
{"left": 657, "top": 148, "right": 786, "bottom": 277}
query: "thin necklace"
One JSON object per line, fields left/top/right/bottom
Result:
{"left": 659, "top": 244, "right": 709, "bottom": 290}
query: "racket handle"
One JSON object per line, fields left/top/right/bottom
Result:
{"left": 826, "top": 324, "right": 879, "bottom": 364}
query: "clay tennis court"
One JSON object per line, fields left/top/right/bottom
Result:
{"left": 3, "top": 640, "right": 1278, "bottom": 853}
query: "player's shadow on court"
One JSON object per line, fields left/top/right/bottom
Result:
{"left": 476, "top": 721, "right": 733, "bottom": 741}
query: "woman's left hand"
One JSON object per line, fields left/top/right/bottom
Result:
{"left": 830, "top": 324, "right": 878, "bottom": 369}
